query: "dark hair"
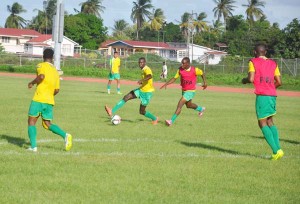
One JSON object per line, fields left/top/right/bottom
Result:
{"left": 181, "top": 57, "right": 190, "bottom": 64}
{"left": 114, "top": 51, "right": 118, "bottom": 54}
{"left": 139, "top": 57, "right": 146, "bottom": 62}
{"left": 43, "top": 48, "right": 54, "bottom": 59}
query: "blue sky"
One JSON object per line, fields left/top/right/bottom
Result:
{"left": 1, "top": 0, "right": 299, "bottom": 33}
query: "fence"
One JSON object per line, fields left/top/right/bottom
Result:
{"left": 0, "top": 53, "right": 299, "bottom": 77}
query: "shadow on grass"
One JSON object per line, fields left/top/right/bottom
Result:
{"left": 179, "top": 141, "right": 262, "bottom": 159}
{"left": 0, "top": 134, "right": 29, "bottom": 147}
{"left": 250, "top": 135, "right": 300, "bottom": 145}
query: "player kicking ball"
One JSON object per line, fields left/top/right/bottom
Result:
{"left": 160, "top": 57, "right": 207, "bottom": 126}
{"left": 105, "top": 57, "right": 159, "bottom": 125}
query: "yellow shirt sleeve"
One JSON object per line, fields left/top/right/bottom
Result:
{"left": 174, "top": 70, "right": 180, "bottom": 79}
{"left": 248, "top": 61, "right": 280, "bottom": 76}
{"left": 36, "top": 63, "right": 46, "bottom": 75}
{"left": 195, "top": 67, "right": 203, "bottom": 76}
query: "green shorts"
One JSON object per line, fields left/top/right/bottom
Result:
{"left": 108, "top": 73, "right": 120, "bottom": 80}
{"left": 133, "top": 89, "right": 153, "bottom": 106}
{"left": 182, "top": 91, "right": 195, "bottom": 101}
{"left": 256, "top": 95, "right": 277, "bottom": 120}
{"left": 28, "top": 101, "right": 53, "bottom": 120}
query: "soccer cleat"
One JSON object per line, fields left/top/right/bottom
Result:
{"left": 27, "top": 147, "right": 37, "bottom": 152}
{"left": 152, "top": 117, "right": 159, "bottom": 125}
{"left": 105, "top": 105, "right": 112, "bottom": 117}
{"left": 165, "top": 119, "right": 172, "bottom": 126}
{"left": 271, "top": 149, "right": 284, "bottom": 160}
{"left": 107, "top": 90, "right": 110, "bottom": 94}
{"left": 198, "top": 107, "right": 206, "bottom": 117}
{"left": 117, "top": 92, "right": 122, "bottom": 95}
{"left": 65, "top": 133, "right": 73, "bottom": 151}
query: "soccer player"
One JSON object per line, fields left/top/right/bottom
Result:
{"left": 107, "top": 51, "right": 121, "bottom": 94}
{"left": 242, "top": 43, "right": 284, "bottom": 160}
{"left": 27, "top": 48, "right": 72, "bottom": 152}
{"left": 105, "top": 57, "right": 159, "bottom": 125}
{"left": 160, "top": 57, "right": 207, "bottom": 126}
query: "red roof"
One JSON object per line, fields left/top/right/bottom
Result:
{"left": 27, "top": 34, "right": 52, "bottom": 43}
{"left": 101, "top": 40, "right": 170, "bottom": 49}
{"left": 0, "top": 28, "right": 41, "bottom": 37}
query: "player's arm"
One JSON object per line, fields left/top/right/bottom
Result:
{"left": 54, "top": 89, "right": 60, "bottom": 95}
{"left": 242, "top": 61, "right": 255, "bottom": 84}
{"left": 138, "top": 74, "right": 152, "bottom": 85}
{"left": 160, "top": 70, "right": 179, "bottom": 89}
{"left": 274, "top": 66, "right": 282, "bottom": 88}
{"left": 195, "top": 68, "right": 207, "bottom": 90}
{"left": 28, "top": 74, "right": 44, "bottom": 88}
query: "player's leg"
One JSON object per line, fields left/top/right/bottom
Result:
{"left": 185, "top": 92, "right": 205, "bottom": 117}
{"left": 258, "top": 118, "right": 279, "bottom": 155}
{"left": 166, "top": 97, "right": 186, "bottom": 126}
{"left": 139, "top": 92, "right": 158, "bottom": 124}
{"left": 267, "top": 117, "right": 284, "bottom": 159}
{"left": 42, "top": 104, "right": 72, "bottom": 151}
{"left": 109, "top": 90, "right": 137, "bottom": 115}
{"left": 27, "top": 101, "right": 41, "bottom": 150}
{"left": 116, "top": 75, "right": 121, "bottom": 94}
{"left": 107, "top": 79, "right": 112, "bottom": 94}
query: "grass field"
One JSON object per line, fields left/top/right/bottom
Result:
{"left": 0, "top": 75, "right": 299, "bottom": 203}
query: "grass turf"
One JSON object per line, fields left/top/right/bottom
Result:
{"left": 0, "top": 75, "right": 299, "bottom": 203}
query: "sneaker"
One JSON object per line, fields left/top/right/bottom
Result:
{"left": 105, "top": 105, "right": 112, "bottom": 117}
{"left": 198, "top": 107, "right": 206, "bottom": 117}
{"left": 271, "top": 149, "right": 284, "bottom": 160}
{"left": 65, "top": 133, "right": 73, "bottom": 151}
{"left": 165, "top": 119, "right": 172, "bottom": 126}
{"left": 27, "top": 147, "right": 37, "bottom": 152}
{"left": 107, "top": 90, "right": 110, "bottom": 94}
{"left": 152, "top": 117, "right": 159, "bottom": 125}
{"left": 117, "top": 92, "right": 122, "bottom": 95}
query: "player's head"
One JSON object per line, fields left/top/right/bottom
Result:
{"left": 163, "top": 62, "right": 165, "bottom": 65}
{"left": 43, "top": 48, "right": 54, "bottom": 60}
{"left": 138, "top": 57, "right": 146, "bottom": 69}
{"left": 181, "top": 57, "right": 190, "bottom": 69}
{"left": 254, "top": 43, "right": 267, "bottom": 57}
{"left": 114, "top": 51, "right": 119, "bottom": 57}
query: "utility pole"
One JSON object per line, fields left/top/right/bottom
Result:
{"left": 52, "top": 0, "right": 64, "bottom": 71}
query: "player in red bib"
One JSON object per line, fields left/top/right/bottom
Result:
{"left": 160, "top": 57, "right": 207, "bottom": 126}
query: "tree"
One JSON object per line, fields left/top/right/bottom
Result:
{"left": 242, "top": 0, "right": 265, "bottom": 26}
{"left": 64, "top": 13, "right": 107, "bottom": 49}
{"left": 148, "top": 8, "right": 166, "bottom": 31}
{"left": 112, "top": 19, "right": 131, "bottom": 40}
{"left": 28, "top": 10, "right": 48, "bottom": 33}
{"left": 179, "top": 12, "right": 190, "bottom": 39}
{"left": 5, "top": 2, "right": 27, "bottom": 28}
{"left": 130, "top": 0, "right": 153, "bottom": 39}
{"left": 194, "top": 12, "right": 209, "bottom": 33}
{"left": 213, "top": 0, "right": 236, "bottom": 30}
{"left": 80, "top": 0, "right": 105, "bottom": 18}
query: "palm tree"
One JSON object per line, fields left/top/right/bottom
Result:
{"left": 5, "top": 2, "right": 27, "bottom": 28}
{"left": 213, "top": 0, "right": 236, "bottom": 29}
{"left": 179, "top": 12, "right": 190, "bottom": 39}
{"left": 242, "top": 0, "right": 265, "bottom": 25}
{"left": 80, "top": 0, "right": 105, "bottom": 18}
{"left": 112, "top": 19, "right": 130, "bottom": 39}
{"left": 28, "top": 10, "right": 48, "bottom": 33}
{"left": 194, "top": 12, "right": 209, "bottom": 33}
{"left": 130, "top": 0, "right": 153, "bottom": 39}
{"left": 149, "top": 8, "right": 166, "bottom": 31}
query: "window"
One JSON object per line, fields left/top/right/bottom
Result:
{"left": 178, "top": 50, "right": 186, "bottom": 58}
{"left": 2, "top": 37, "right": 10, "bottom": 43}
{"left": 62, "top": 44, "right": 71, "bottom": 53}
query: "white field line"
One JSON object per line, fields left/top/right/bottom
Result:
{"left": 0, "top": 137, "right": 298, "bottom": 146}
{"left": 0, "top": 150, "right": 300, "bottom": 159}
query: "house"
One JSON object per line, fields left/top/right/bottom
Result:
{"left": 0, "top": 28, "right": 80, "bottom": 57}
{"left": 99, "top": 40, "right": 227, "bottom": 65}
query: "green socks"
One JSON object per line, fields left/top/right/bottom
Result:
{"left": 144, "top": 111, "right": 157, "bottom": 121}
{"left": 28, "top": 125, "right": 37, "bottom": 148}
{"left": 171, "top": 114, "right": 178, "bottom": 123}
{"left": 112, "top": 99, "right": 126, "bottom": 114}
{"left": 196, "top": 106, "right": 203, "bottom": 112}
{"left": 107, "top": 85, "right": 111, "bottom": 91}
{"left": 270, "top": 125, "right": 281, "bottom": 150}
{"left": 49, "top": 124, "right": 66, "bottom": 139}
{"left": 261, "top": 126, "right": 279, "bottom": 154}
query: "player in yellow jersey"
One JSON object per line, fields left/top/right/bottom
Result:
{"left": 107, "top": 51, "right": 121, "bottom": 94}
{"left": 105, "top": 57, "right": 159, "bottom": 125}
{"left": 27, "top": 48, "right": 72, "bottom": 152}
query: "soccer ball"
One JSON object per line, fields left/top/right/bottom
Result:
{"left": 111, "top": 115, "right": 121, "bottom": 125}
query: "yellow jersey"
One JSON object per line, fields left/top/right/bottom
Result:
{"left": 110, "top": 57, "right": 121, "bottom": 73}
{"left": 32, "top": 62, "right": 60, "bottom": 105}
{"left": 140, "top": 65, "right": 154, "bottom": 92}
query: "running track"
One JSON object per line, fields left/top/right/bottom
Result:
{"left": 1, "top": 72, "right": 299, "bottom": 97}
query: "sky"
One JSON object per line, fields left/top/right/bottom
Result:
{"left": 1, "top": 0, "right": 299, "bottom": 33}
